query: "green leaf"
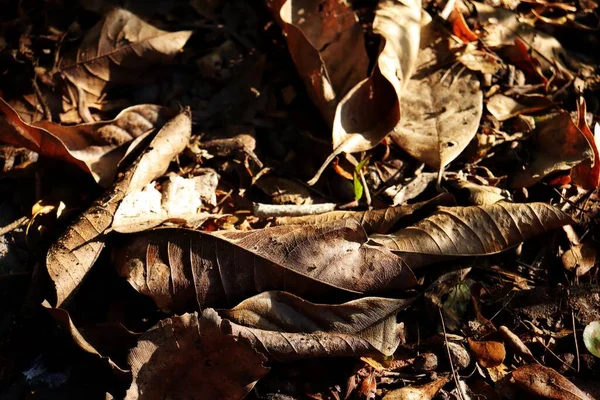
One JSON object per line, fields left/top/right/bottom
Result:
{"left": 353, "top": 172, "right": 364, "bottom": 201}
{"left": 583, "top": 321, "right": 600, "bottom": 358}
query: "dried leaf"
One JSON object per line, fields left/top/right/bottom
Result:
{"left": 511, "top": 112, "right": 593, "bottom": 188}
{"left": 468, "top": 338, "right": 506, "bottom": 368}
{"left": 454, "top": 180, "right": 506, "bottom": 205}
{"left": 562, "top": 242, "right": 597, "bottom": 277}
{"left": 512, "top": 364, "right": 592, "bottom": 400}
{"left": 274, "top": 193, "right": 455, "bottom": 234}
{"left": 114, "top": 219, "right": 416, "bottom": 312}
{"left": 47, "top": 110, "right": 191, "bottom": 306}
{"left": 570, "top": 99, "right": 600, "bottom": 189}
{"left": 218, "top": 291, "right": 413, "bottom": 358}
{"left": 486, "top": 94, "right": 553, "bottom": 122}
{"left": 583, "top": 321, "right": 600, "bottom": 358}
{"left": 371, "top": 202, "right": 572, "bottom": 268}
{"left": 125, "top": 313, "right": 268, "bottom": 400}
{"left": 306, "top": 0, "right": 422, "bottom": 184}
{"left": 0, "top": 100, "right": 173, "bottom": 186}
{"left": 58, "top": 9, "right": 192, "bottom": 117}
{"left": 382, "top": 375, "right": 450, "bottom": 400}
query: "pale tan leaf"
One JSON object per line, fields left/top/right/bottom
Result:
{"left": 47, "top": 110, "right": 191, "bottom": 307}
{"left": 114, "top": 219, "right": 416, "bottom": 312}
{"left": 371, "top": 202, "right": 572, "bottom": 267}
{"left": 512, "top": 364, "right": 593, "bottom": 400}
{"left": 274, "top": 193, "right": 455, "bottom": 233}
{"left": 454, "top": 180, "right": 506, "bottom": 206}
{"left": 58, "top": 8, "right": 192, "bottom": 112}
{"left": 125, "top": 313, "right": 268, "bottom": 400}
{"left": 382, "top": 375, "right": 450, "bottom": 400}
{"left": 218, "top": 290, "right": 413, "bottom": 358}
{"left": 486, "top": 94, "right": 553, "bottom": 122}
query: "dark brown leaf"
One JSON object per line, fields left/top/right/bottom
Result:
{"left": 125, "top": 313, "right": 268, "bottom": 400}
{"left": 512, "top": 364, "right": 592, "bottom": 400}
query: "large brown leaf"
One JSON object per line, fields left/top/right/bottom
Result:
{"left": 46, "top": 110, "right": 191, "bottom": 307}
{"left": 57, "top": 8, "right": 191, "bottom": 119}
{"left": 114, "top": 219, "right": 417, "bottom": 312}
{"left": 213, "top": 291, "right": 413, "bottom": 359}
{"left": 125, "top": 313, "right": 268, "bottom": 400}
{"left": 0, "top": 99, "right": 173, "bottom": 186}
{"left": 512, "top": 364, "right": 592, "bottom": 400}
{"left": 371, "top": 202, "right": 572, "bottom": 268}
{"left": 274, "top": 193, "right": 455, "bottom": 234}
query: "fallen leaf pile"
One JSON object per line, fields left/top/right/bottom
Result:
{"left": 0, "top": 0, "right": 599, "bottom": 399}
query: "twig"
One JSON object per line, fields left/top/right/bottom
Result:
{"left": 572, "top": 310, "right": 580, "bottom": 372}
{"left": 438, "top": 308, "right": 466, "bottom": 400}
{"left": 253, "top": 203, "right": 336, "bottom": 218}
{"left": 359, "top": 169, "right": 372, "bottom": 209}
{"left": 0, "top": 216, "right": 28, "bottom": 236}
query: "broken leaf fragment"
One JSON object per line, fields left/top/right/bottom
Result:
{"left": 382, "top": 375, "right": 449, "bottom": 400}
{"left": 125, "top": 312, "right": 268, "bottom": 400}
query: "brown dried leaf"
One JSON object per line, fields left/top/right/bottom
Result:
{"left": 511, "top": 111, "right": 593, "bottom": 188}
{"left": 512, "top": 364, "right": 593, "bottom": 400}
{"left": 114, "top": 219, "right": 416, "bottom": 312}
{"left": 570, "top": 99, "right": 600, "bottom": 189}
{"left": 453, "top": 180, "right": 506, "bottom": 206}
{"left": 125, "top": 313, "right": 268, "bottom": 400}
{"left": 274, "top": 193, "right": 455, "bottom": 234}
{"left": 468, "top": 338, "right": 506, "bottom": 368}
{"left": 47, "top": 110, "right": 191, "bottom": 307}
{"left": 57, "top": 8, "right": 191, "bottom": 118}
{"left": 371, "top": 202, "right": 572, "bottom": 268}
{"left": 561, "top": 242, "right": 597, "bottom": 277}
{"left": 0, "top": 99, "right": 173, "bottom": 186}
{"left": 382, "top": 375, "right": 450, "bottom": 400}
{"left": 486, "top": 94, "right": 553, "bottom": 122}
{"left": 218, "top": 290, "right": 413, "bottom": 358}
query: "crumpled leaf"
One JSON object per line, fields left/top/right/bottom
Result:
{"left": 454, "top": 180, "right": 506, "bottom": 205}
{"left": 486, "top": 94, "right": 553, "bottom": 122}
{"left": 512, "top": 364, "right": 592, "bottom": 400}
{"left": 274, "top": 193, "right": 455, "bottom": 234}
{"left": 125, "top": 312, "right": 268, "bottom": 400}
{"left": 468, "top": 338, "right": 506, "bottom": 368}
{"left": 114, "top": 219, "right": 416, "bottom": 312}
{"left": 390, "top": 18, "right": 483, "bottom": 170}
{"left": 371, "top": 202, "right": 572, "bottom": 268}
{"left": 218, "top": 290, "right": 413, "bottom": 359}
{"left": 47, "top": 110, "right": 191, "bottom": 307}
{"left": 270, "top": 0, "right": 421, "bottom": 185}
{"left": 511, "top": 111, "right": 593, "bottom": 188}
{"left": 562, "top": 241, "right": 597, "bottom": 277}
{"left": 0, "top": 99, "right": 173, "bottom": 186}
{"left": 583, "top": 321, "right": 600, "bottom": 358}
{"left": 382, "top": 375, "right": 450, "bottom": 400}
{"left": 570, "top": 99, "right": 600, "bottom": 189}
{"left": 57, "top": 8, "right": 192, "bottom": 120}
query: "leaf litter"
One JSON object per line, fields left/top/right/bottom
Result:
{"left": 1, "top": 0, "right": 599, "bottom": 399}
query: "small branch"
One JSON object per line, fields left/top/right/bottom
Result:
{"left": 253, "top": 203, "right": 336, "bottom": 218}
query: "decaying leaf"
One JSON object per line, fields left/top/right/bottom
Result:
{"left": 113, "top": 173, "right": 219, "bottom": 233}
{"left": 382, "top": 375, "right": 450, "bottom": 400}
{"left": 583, "top": 321, "right": 600, "bottom": 358}
{"left": 57, "top": 8, "right": 192, "bottom": 120}
{"left": 570, "top": 99, "right": 600, "bottom": 189}
{"left": 218, "top": 290, "right": 413, "bottom": 358}
{"left": 371, "top": 202, "right": 572, "bottom": 268}
{"left": 390, "top": 17, "right": 483, "bottom": 171}
{"left": 454, "top": 180, "right": 506, "bottom": 205}
{"left": 512, "top": 364, "right": 592, "bottom": 400}
{"left": 274, "top": 193, "right": 455, "bottom": 234}
{"left": 125, "top": 313, "right": 268, "bottom": 400}
{"left": 511, "top": 111, "right": 594, "bottom": 188}
{"left": 468, "top": 338, "right": 506, "bottom": 368}
{"left": 562, "top": 242, "right": 597, "bottom": 277}
{"left": 114, "top": 219, "right": 416, "bottom": 312}
{"left": 0, "top": 100, "right": 173, "bottom": 186}
{"left": 486, "top": 94, "right": 553, "bottom": 122}
{"left": 47, "top": 110, "right": 191, "bottom": 306}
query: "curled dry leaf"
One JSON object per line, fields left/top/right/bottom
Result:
{"left": 46, "top": 110, "right": 191, "bottom": 307}
{"left": 562, "top": 241, "right": 597, "bottom": 277}
{"left": 114, "top": 219, "right": 416, "bottom": 312}
{"left": 274, "top": 193, "right": 455, "bottom": 234}
{"left": 390, "top": 18, "right": 483, "bottom": 171}
{"left": 453, "top": 180, "right": 506, "bottom": 206}
{"left": 511, "top": 111, "right": 593, "bottom": 188}
{"left": 382, "top": 375, "right": 450, "bottom": 400}
{"left": 371, "top": 202, "right": 572, "bottom": 268}
{"left": 570, "top": 99, "right": 600, "bottom": 189}
{"left": 486, "top": 94, "right": 553, "bottom": 122}
{"left": 467, "top": 338, "right": 506, "bottom": 368}
{"left": 125, "top": 313, "right": 268, "bottom": 400}
{"left": 218, "top": 290, "right": 413, "bottom": 359}
{"left": 57, "top": 8, "right": 192, "bottom": 120}
{"left": 0, "top": 99, "right": 173, "bottom": 186}
{"left": 512, "top": 364, "right": 592, "bottom": 400}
